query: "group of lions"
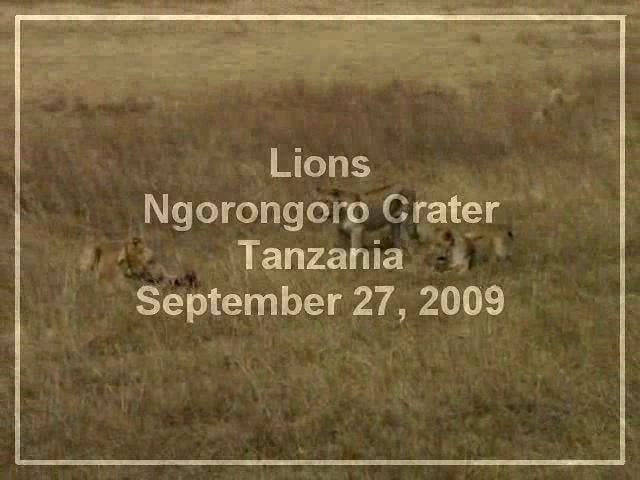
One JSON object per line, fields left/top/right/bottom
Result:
{"left": 79, "top": 184, "right": 513, "bottom": 292}
{"left": 314, "top": 184, "right": 513, "bottom": 274}
{"left": 78, "top": 86, "right": 583, "bottom": 292}
{"left": 307, "top": 86, "right": 579, "bottom": 272}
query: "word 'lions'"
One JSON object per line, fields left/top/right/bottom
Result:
{"left": 79, "top": 237, "right": 199, "bottom": 292}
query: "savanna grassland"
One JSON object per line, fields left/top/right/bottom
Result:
{"left": 2, "top": 2, "right": 639, "bottom": 479}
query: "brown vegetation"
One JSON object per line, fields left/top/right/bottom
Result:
{"left": 14, "top": 68, "right": 622, "bottom": 463}
{"left": 2, "top": 10, "right": 636, "bottom": 479}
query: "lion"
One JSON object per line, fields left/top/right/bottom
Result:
{"left": 417, "top": 223, "right": 513, "bottom": 272}
{"left": 420, "top": 226, "right": 475, "bottom": 273}
{"left": 79, "top": 236, "right": 153, "bottom": 289}
{"left": 531, "top": 87, "right": 580, "bottom": 126}
{"left": 314, "top": 183, "right": 419, "bottom": 250}
{"left": 79, "top": 237, "right": 199, "bottom": 292}
{"left": 462, "top": 223, "right": 514, "bottom": 263}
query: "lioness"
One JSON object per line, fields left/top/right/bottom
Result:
{"left": 79, "top": 237, "right": 153, "bottom": 289}
{"left": 418, "top": 223, "right": 513, "bottom": 272}
{"left": 531, "top": 88, "right": 580, "bottom": 126}
{"left": 314, "top": 183, "right": 419, "bottom": 250}
{"left": 463, "top": 223, "right": 514, "bottom": 263}
{"left": 421, "top": 226, "right": 475, "bottom": 273}
{"left": 79, "top": 237, "right": 199, "bottom": 292}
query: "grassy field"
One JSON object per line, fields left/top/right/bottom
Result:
{"left": 2, "top": 1, "right": 639, "bottom": 479}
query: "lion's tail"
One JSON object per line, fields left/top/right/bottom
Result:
{"left": 78, "top": 245, "right": 101, "bottom": 272}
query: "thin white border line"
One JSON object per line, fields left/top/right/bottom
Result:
{"left": 15, "top": 14, "right": 626, "bottom": 21}
{"left": 15, "top": 460, "right": 627, "bottom": 466}
{"left": 14, "top": 13, "right": 21, "bottom": 467}
{"left": 14, "top": 14, "right": 626, "bottom": 467}
{"left": 619, "top": 16, "right": 626, "bottom": 466}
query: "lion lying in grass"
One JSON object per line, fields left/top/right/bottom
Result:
{"left": 418, "top": 223, "right": 514, "bottom": 273}
{"left": 79, "top": 237, "right": 199, "bottom": 293}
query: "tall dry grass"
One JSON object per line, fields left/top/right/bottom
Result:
{"left": 18, "top": 68, "right": 617, "bottom": 227}
{"left": 14, "top": 65, "right": 623, "bottom": 464}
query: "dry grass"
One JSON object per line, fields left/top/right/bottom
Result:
{"left": 468, "top": 32, "right": 483, "bottom": 43}
{"left": 572, "top": 23, "right": 596, "bottom": 36}
{"left": 2, "top": 7, "right": 637, "bottom": 479}
{"left": 515, "top": 30, "right": 551, "bottom": 49}
{"left": 16, "top": 71, "right": 621, "bottom": 462}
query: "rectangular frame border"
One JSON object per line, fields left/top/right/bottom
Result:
{"left": 14, "top": 14, "right": 626, "bottom": 467}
